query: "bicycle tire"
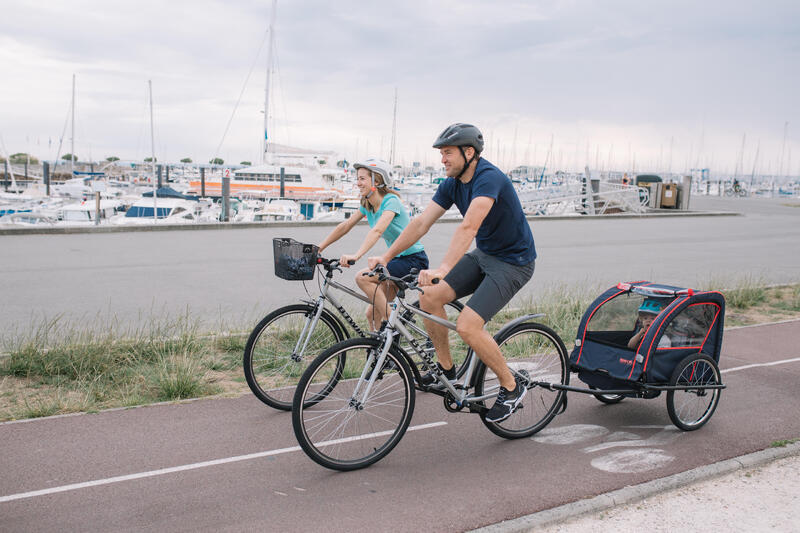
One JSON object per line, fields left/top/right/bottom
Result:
{"left": 666, "top": 353, "right": 722, "bottom": 431}
{"left": 243, "top": 303, "right": 346, "bottom": 410}
{"left": 475, "top": 323, "right": 569, "bottom": 439}
{"left": 292, "top": 337, "right": 416, "bottom": 471}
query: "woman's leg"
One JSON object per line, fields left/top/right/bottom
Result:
{"left": 355, "top": 267, "right": 381, "bottom": 330}
{"left": 372, "top": 282, "right": 398, "bottom": 326}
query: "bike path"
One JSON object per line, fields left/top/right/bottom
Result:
{"left": 1, "top": 320, "right": 799, "bottom": 532}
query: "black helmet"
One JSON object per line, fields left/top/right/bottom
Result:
{"left": 432, "top": 123, "right": 484, "bottom": 154}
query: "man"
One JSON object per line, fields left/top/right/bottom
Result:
{"left": 368, "top": 123, "right": 537, "bottom": 422}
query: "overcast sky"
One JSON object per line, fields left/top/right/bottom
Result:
{"left": 1, "top": 0, "right": 798, "bottom": 176}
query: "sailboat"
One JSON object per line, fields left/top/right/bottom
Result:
{"left": 189, "top": 0, "right": 344, "bottom": 200}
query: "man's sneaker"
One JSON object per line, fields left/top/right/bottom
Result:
{"left": 485, "top": 376, "right": 527, "bottom": 422}
{"left": 419, "top": 362, "right": 456, "bottom": 388}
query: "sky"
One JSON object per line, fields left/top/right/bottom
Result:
{"left": 1, "top": 0, "right": 799, "bottom": 176}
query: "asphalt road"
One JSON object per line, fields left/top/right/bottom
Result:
{"left": 2, "top": 320, "right": 799, "bottom": 532}
{"left": 2, "top": 195, "right": 799, "bottom": 337}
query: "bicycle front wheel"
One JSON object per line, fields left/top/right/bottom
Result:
{"left": 475, "top": 323, "right": 569, "bottom": 439}
{"left": 243, "top": 304, "right": 346, "bottom": 410}
{"left": 292, "top": 338, "right": 415, "bottom": 471}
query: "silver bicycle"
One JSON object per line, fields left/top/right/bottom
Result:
{"left": 243, "top": 257, "right": 465, "bottom": 410}
{"left": 291, "top": 266, "right": 570, "bottom": 471}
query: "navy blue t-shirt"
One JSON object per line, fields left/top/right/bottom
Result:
{"left": 431, "top": 158, "right": 536, "bottom": 265}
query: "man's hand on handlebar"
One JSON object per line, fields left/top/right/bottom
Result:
{"left": 418, "top": 268, "right": 446, "bottom": 286}
{"left": 339, "top": 254, "right": 357, "bottom": 267}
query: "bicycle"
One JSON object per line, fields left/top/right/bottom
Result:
{"left": 724, "top": 184, "right": 747, "bottom": 197}
{"left": 243, "top": 256, "right": 465, "bottom": 410}
{"left": 291, "top": 266, "right": 570, "bottom": 471}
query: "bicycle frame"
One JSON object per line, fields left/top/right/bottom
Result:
{"left": 296, "top": 264, "right": 442, "bottom": 361}
{"left": 291, "top": 269, "right": 371, "bottom": 360}
{"left": 354, "top": 286, "right": 544, "bottom": 411}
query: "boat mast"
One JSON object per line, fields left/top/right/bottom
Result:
{"left": 389, "top": 87, "right": 397, "bottom": 165}
{"left": 149, "top": 80, "right": 157, "bottom": 223}
{"left": 263, "top": 0, "right": 277, "bottom": 164}
{"left": 71, "top": 74, "right": 75, "bottom": 178}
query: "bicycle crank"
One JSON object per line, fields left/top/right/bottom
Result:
{"left": 443, "top": 392, "right": 465, "bottom": 412}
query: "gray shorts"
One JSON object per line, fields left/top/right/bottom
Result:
{"left": 443, "top": 249, "right": 535, "bottom": 323}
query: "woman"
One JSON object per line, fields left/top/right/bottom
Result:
{"left": 318, "top": 158, "right": 428, "bottom": 330}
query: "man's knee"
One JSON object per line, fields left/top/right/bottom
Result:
{"left": 456, "top": 308, "right": 485, "bottom": 342}
{"left": 419, "top": 283, "right": 455, "bottom": 311}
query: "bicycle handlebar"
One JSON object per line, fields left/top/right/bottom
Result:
{"left": 362, "top": 265, "right": 438, "bottom": 292}
{"left": 316, "top": 257, "right": 356, "bottom": 271}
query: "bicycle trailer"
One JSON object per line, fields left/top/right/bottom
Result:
{"left": 571, "top": 281, "right": 725, "bottom": 386}
{"left": 565, "top": 281, "right": 726, "bottom": 430}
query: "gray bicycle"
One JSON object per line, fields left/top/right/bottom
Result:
{"left": 243, "top": 256, "right": 465, "bottom": 410}
{"left": 291, "top": 265, "right": 569, "bottom": 471}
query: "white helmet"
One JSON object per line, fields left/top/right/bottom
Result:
{"left": 353, "top": 158, "right": 394, "bottom": 189}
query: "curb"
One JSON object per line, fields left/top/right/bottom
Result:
{"left": 469, "top": 441, "right": 800, "bottom": 533}
{"left": 0, "top": 210, "right": 739, "bottom": 236}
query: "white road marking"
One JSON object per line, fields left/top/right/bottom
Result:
{"left": 0, "top": 421, "right": 447, "bottom": 504}
{"left": 591, "top": 448, "right": 674, "bottom": 473}
{"left": 723, "top": 356, "right": 800, "bottom": 374}
{"left": 531, "top": 424, "right": 609, "bottom": 444}
{"left": 583, "top": 427, "right": 681, "bottom": 453}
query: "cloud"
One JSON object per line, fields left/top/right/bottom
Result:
{"left": 1, "top": 0, "right": 798, "bottom": 173}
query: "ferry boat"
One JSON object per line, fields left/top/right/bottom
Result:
{"left": 187, "top": 146, "right": 345, "bottom": 200}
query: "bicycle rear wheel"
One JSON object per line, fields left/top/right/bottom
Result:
{"left": 292, "top": 338, "right": 416, "bottom": 471}
{"left": 475, "top": 323, "right": 569, "bottom": 439}
{"left": 243, "top": 304, "right": 346, "bottom": 410}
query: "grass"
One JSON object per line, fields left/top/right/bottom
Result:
{"left": 713, "top": 275, "right": 768, "bottom": 309}
{"left": 1, "top": 279, "right": 799, "bottom": 422}
{"left": 770, "top": 438, "right": 800, "bottom": 448}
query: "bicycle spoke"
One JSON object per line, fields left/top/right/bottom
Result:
{"left": 293, "top": 341, "right": 415, "bottom": 470}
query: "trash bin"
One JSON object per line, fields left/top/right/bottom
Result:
{"left": 661, "top": 183, "right": 678, "bottom": 208}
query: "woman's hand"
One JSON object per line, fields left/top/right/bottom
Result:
{"left": 367, "top": 255, "right": 387, "bottom": 270}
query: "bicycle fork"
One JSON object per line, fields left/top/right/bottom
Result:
{"left": 349, "top": 330, "right": 396, "bottom": 409}
{"left": 292, "top": 297, "right": 326, "bottom": 361}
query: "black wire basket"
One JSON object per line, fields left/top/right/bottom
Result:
{"left": 273, "top": 237, "right": 319, "bottom": 281}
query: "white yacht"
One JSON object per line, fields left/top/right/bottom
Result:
{"left": 58, "top": 199, "right": 124, "bottom": 225}
{"left": 111, "top": 198, "right": 199, "bottom": 225}
{"left": 188, "top": 145, "right": 345, "bottom": 200}
{"left": 250, "top": 199, "right": 303, "bottom": 222}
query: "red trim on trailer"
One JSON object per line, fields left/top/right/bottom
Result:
{"left": 576, "top": 290, "right": 625, "bottom": 364}
{"left": 651, "top": 302, "right": 722, "bottom": 351}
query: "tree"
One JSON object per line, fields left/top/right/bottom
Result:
{"left": 10, "top": 153, "right": 39, "bottom": 164}
{"left": 209, "top": 157, "right": 224, "bottom": 165}
{"left": 144, "top": 156, "right": 157, "bottom": 162}
{"left": 62, "top": 153, "right": 78, "bottom": 162}
{"left": 180, "top": 157, "right": 192, "bottom": 164}
{"left": 106, "top": 156, "right": 120, "bottom": 162}
{"left": 240, "top": 161, "right": 251, "bottom": 166}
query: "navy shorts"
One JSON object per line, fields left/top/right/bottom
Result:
{"left": 387, "top": 250, "right": 429, "bottom": 278}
